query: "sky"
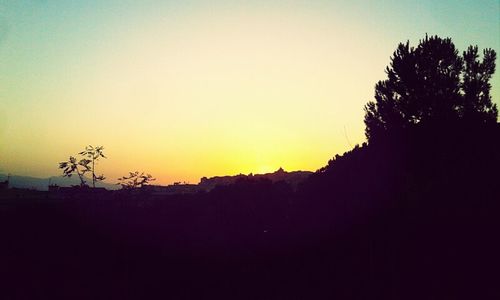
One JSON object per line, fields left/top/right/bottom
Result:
{"left": 0, "top": 0, "right": 499, "bottom": 185}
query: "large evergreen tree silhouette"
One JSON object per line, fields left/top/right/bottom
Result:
{"left": 364, "top": 35, "right": 497, "bottom": 142}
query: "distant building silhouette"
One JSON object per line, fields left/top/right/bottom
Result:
{"left": 141, "top": 184, "right": 200, "bottom": 196}
{"left": 0, "top": 174, "right": 9, "bottom": 190}
{"left": 0, "top": 180, "right": 8, "bottom": 190}
{"left": 199, "top": 168, "right": 312, "bottom": 191}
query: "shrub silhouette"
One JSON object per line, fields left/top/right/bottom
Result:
{"left": 118, "top": 171, "right": 156, "bottom": 189}
{"left": 364, "top": 35, "right": 497, "bottom": 142}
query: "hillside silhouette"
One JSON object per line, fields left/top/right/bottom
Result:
{"left": 1, "top": 36, "right": 499, "bottom": 299}
{"left": 0, "top": 173, "right": 120, "bottom": 191}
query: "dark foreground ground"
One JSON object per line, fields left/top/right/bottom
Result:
{"left": 1, "top": 187, "right": 498, "bottom": 299}
{"left": 2, "top": 125, "right": 499, "bottom": 299}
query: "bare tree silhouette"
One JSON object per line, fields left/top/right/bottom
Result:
{"left": 58, "top": 156, "right": 91, "bottom": 187}
{"left": 117, "top": 171, "right": 156, "bottom": 189}
{"left": 59, "top": 145, "right": 106, "bottom": 188}
{"left": 79, "top": 145, "right": 106, "bottom": 188}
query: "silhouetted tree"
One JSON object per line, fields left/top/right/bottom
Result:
{"left": 462, "top": 45, "right": 498, "bottom": 122}
{"left": 59, "top": 145, "right": 106, "bottom": 188}
{"left": 118, "top": 171, "right": 156, "bottom": 189}
{"left": 59, "top": 156, "right": 91, "bottom": 187}
{"left": 364, "top": 35, "right": 497, "bottom": 141}
{"left": 79, "top": 145, "right": 106, "bottom": 188}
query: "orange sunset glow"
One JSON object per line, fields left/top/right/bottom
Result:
{"left": 0, "top": 1, "right": 498, "bottom": 185}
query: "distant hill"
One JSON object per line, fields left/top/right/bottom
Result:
{"left": 198, "top": 168, "right": 312, "bottom": 191}
{"left": 0, "top": 168, "right": 312, "bottom": 193}
{"left": 0, "top": 174, "right": 120, "bottom": 191}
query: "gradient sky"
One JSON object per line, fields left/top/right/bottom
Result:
{"left": 0, "top": 0, "right": 499, "bottom": 185}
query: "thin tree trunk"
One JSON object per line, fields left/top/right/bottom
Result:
{"left": 92, "top": 158, "right": 95, "bottom": 188}
{"left": 76, "top": 169, "right": 85, "bottom": 187}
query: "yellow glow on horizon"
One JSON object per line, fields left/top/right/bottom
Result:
{"left": 75, "top": 9, "right": 377, "bottom": 184}
{"left": 255, "top": 165, "right": 276, "bottom": 175}
{"left": 5, "top": 3, "right": 475, "bottom": 185}
{"left": 0, "top": 8, "right": 385, "bottom": 184}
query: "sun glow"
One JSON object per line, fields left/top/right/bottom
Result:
{"left": 0, "top": 1, "right": 498, "bottom": 185}
{"left": 255, "top": 165, "right": 276, "bottom": 175}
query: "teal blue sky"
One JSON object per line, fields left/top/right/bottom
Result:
{"left": 0, "top": 0, "right": 499, "bottom": 182}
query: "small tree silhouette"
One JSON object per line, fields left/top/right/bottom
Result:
{"left": 118, "top": 171, "right": 156, "bottom": 189}
{"left": 79, "top": 145, "right": 106, "bottom": 188}
{"left": 59, "top": 156, "right": 91, "bottom": 187}
{"left": 364, "top": 35, "right": 497, "bottom": 141}
{"left": 59, "top": 145, "right": 106, "bottom": 188}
